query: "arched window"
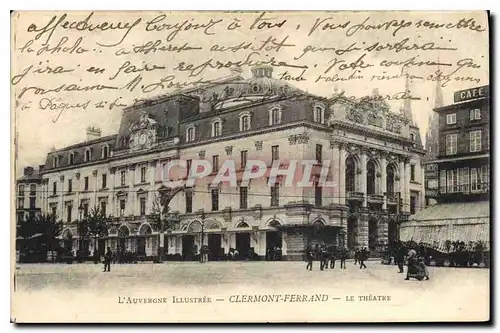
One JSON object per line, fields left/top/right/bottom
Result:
{"left": 101, "top": 145, "right": 109, "bottom": 159}
{"left": 269, "top": 107, "right": 282, "bottom": 126}
{"left": 386, "top": 164, "right": 395, "bottom": 194}
{"left": 84, "top": 149, "right": 92, "bottom": 162}
{"left": 313, "top": 104, "right": 325, "bottom": 124}
{"left": 410, "top": 133, "right": 416, "bottom": 141}
{"left": 367, "top": 160, "right": 376, "bottom": 195}
{"left": 211, "top": 119, "right": 222, "bottom": 137}
{"left": 69, "top": 152, "right": 75, "bottom": 165}
{"left": 239, "top": 112, "right": 251, "bottom": 131}
{"left": 345, "top": 156, "right": 356, "bottom": 193}
{"left": 186, "top": 125, "right": 196, "bottom": 142}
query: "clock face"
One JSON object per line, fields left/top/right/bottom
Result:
{"left": 139, "top": 133, "right": 147, "bottom": 145}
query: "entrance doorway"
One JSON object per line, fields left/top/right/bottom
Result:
{"left": 137, "top": 237, "right": 146, "bottom": 256}
{"left": 266, "top": 231, "right": 282, "bottom": 260}
{"left": 347, "top": 217, "right": 357, "bottom": 250}
{"left": 368, "top": 218, "right": 378, "bottom": 251}
{"left": 98, "top": 239, "right": 105, "bottom": 257}
{"left": 182, "top": 235, "right": 195, "bottom": 260}
{"left": 208, "top": 234, "right": 222, "bottom": 260}
{"left": 388, "top": 220, "right": 398, "bottom": 246}
{"left": 236, "top": 233, "right": 251, "bottom": 259}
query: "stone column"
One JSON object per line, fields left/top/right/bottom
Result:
{"left": 339, "top": 145, "right": 346, "bottom": 206}
{"left": 360, "top": 150, "right": 367, "bottom": 207}
{"left": 59, "top": 175, "right": 64, "bottom": 221}
{"left": 147, "top": 161, "right": 157, "bottom": 214}
{"left": 405, "top": 161, "right": 411, "bottom": 213}
{"left": 381, "top": 156, "right": 387, "bottom": 210}
{"left": 128, "top": 164, "right": 136, "bottom": 216}
{"left": 356, "top": 213, "right": 369, "bottom": 249}
{"left": 331, "top": 143, "right": 341, "bottom": 205}
{"left": 399, "top": 158, "right": 405, "bottom": 212}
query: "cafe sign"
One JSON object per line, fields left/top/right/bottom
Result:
{"left": 454, "top": 85, "right": 489, "bottom": 103}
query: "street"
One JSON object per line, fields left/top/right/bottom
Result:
{"left": 12, "top": 261, "right": 490, "bottom": 323}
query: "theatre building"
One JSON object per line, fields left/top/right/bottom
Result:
{"left": 38, "top": 66, "right": 425, "bottom": 261}
{"left": 400, "top": 85, "right": 490, "bottom": 250}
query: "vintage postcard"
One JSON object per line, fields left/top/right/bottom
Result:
{"left": 11, "top": 10, "right": 490, "bottom": 323}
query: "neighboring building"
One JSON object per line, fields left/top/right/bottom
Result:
{"left": 16, "top": 166, "right": 44, "bottom": 224}
{"left": 38, "top": 66, "right": 425, "bottom": 261}
{"left": 401, "top": 85, "right": 490, "bottom": 250}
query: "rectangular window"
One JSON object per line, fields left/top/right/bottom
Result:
{"left": 211, "top": 189, "right": 219, "bottom": 211}
{"left": 241, "top": 151, "right": 248, "bottom": 170}
{"left": 470, "top": 108, "right": 481, "bottom": 121}
{"left": 410, "top": 196, "right": 416, "bottom": 214}
{"left": 410, "top": 165, "right": 416, "bottom": 181}
{"left": 120, "top": 200, "right": 126, "bottom": 216}
{"left": 270, "top": 108, "right": 281, "bottom": 125}
{"left": 481, "top": 165, "right": 489, "bottom": 190}
{"left": 140, "top": 197, "right": 146, "bottom": 216}
{"left": 471, "top": 168, "right": 480, "bottom": 192}
{"left": 17, "top": 197, "right": 24, "bottom": 209}
{"left": 447, "top": 169, "right": 457, "bottom": 193}
{"left": 446, "top": 113, "right": 457, "bottom": 125}
{"left": 68, "top": 179, "right": 73, "bottom": 193}
{"left": 18, "top": 185, "right": 25, "bottom": 197}
{"left": 316, "top": 144, "right": 322, "bottom": 163}
{"left": 29, "top": 184, "right": 36, "bottom": 196}
{"left": 84, "top": 177, "right": 89, "bottom": 191}
{"left": 461, "top": 167, "right": 470, "bottom": 193}
{"left": 446, "top": 134, "right": 457, "bottom": 155}
{"left": 469, "top": 130, "right": 482, "bottom": 152}
{"left": 270, "top": 184, "right": 279, "bottom": 207}
{"left": 213, "top": 122, "right": 221, "bottom": 137}
{"left": 29, "top": 197, "right": 36, "bottom": 209}
{"left": 67, "top": 205, "right": 72, "bottom": 223}
{"left": 102, "top": 174, "right": 107, "bottom": 189}
{"left": 186, "top": 159, "right": 192, "bottom": 178}
{"left": 271, "top": 145, "right": 279, "bottom": 161}
{"left": 212, "top": 155, "right": 219, "bottom": 172}
{"left": 185, "top": 191, "right": 193, "bottom": 213}
{"left": 140, "top": 167, "right": 147, "bottom": 183}
{"left": 315, "top": 182, "right": 322, "bottom": 207}
{"left": 120, "top": 170, "right": 126, "bottom": 186}
{"left": 52, "top": 182, "right": 57, "bottom": 195}
{"left": 439, "top": 170, "right": 447, "bottom": 193}
{"left": 240, "top": 186, "right": 248, "bottom": 209}
{"left": 51, "top": 205, "right": 57, "bottom": 217}
{"left": 83, "top": 202, "right": 89, "bottom": 217}
{"left": 100, "top": 202, "right": 107, "bottom": 216}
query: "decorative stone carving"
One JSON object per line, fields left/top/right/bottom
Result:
{"left": 345, "top": 144, "right": 360, "bottom": 155}
{"left": 225, "top": 146, "right": 233, "bottom": 156}
{"left": 296, "top": 133, "right": 309, "bottom": 144}
{"left": 255, "top": 141, "right": 263, "bottom": 151}
{"left": 288, "top": 135, "right": 298, "bottom": 145}
{"left": 75, "top": 172, "right": 81, "bottom": 180}
{"left": 386, "top": 114, "right": 402, "bottom": 134}
{"left": 198, "top": 150, "right": 206, "bottom": 159}
{"left": 366, "top": 149, "right": 380, "bottom": 159}
{"left": 346, "top": 106, "right": 365, "bottom": 124}
{"left": 59, "top": 175, "right": 65, "bottom": 182}
{"left": 92, "top": 170, "right": 98, "bottom": 177}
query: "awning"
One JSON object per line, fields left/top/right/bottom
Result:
{"left": 29, "top": 233, "right": 43, "bottom": 239}
{"left": 400, "top": 201, "right": 490, "bottom": 249}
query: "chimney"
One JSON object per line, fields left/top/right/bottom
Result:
{"left": 86, "top": 126, "right": 102, "bottom": 141}
{"left": 24, "top": 166, "right": 34, "bottom": 176}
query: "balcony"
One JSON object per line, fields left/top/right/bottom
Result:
{"left": 367, "top": 194, "right": 384, "bottom": 204}
{"left": 346, "top": 191, "right": 364, "bottom": 202}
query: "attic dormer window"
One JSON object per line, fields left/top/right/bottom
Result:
{"left": 53, "top": 156, "right": 59, "bottom": 168}
{"left": 313, "top": 104, "right": 325, "bottom": 124}
{"left": 101, "top": 145, "right": 109, "bottom": 159}
{"left": 186, "top": 125, "right": 196, "bottom": 142}
{"left": 212, "top": 119, "right": 222, "bottom": 137}
{"left": 85, "top": 149, "right": 92, "bottom": 162}
{"left": 410, "top": 133, "right": 416, "bottom": 141}
{"left": 239, "top": 112, "right": 251, "bottom": 131}
{"left": 69, "top": 152, "right": 75, "bottom": 165}
{"left": 269, "top": 106, "right": 282, "bottom": 126}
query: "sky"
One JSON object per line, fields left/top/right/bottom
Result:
{"left": 11, "top": 11, "right": 490, "bottom": 176}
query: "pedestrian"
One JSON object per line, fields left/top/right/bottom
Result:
{"left": 340, "top": 248, "right": 347, "bottom": 269}
{"left": 405, "top": 248, "right": 418, "bottom": 280}
{"left": 103, "top": 247, "right": 112, "bottom": 272}
{"left": 330, "top": 247, "right": 336, "bottom": 269}
{"left": 305, "top": 247, "right": 314, "bottom": 271}
{"left": 354, "top": 248, "right": 359, "bottom": 265}
{"left": 395, "top": 244, "right": 406, "bottom": 273}
{"left": 359, "top": 247, "right": 368, "bottom": 269}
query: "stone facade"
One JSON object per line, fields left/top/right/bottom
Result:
{"left": 33, "top": 66, "right": 425, "bottom": 260}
